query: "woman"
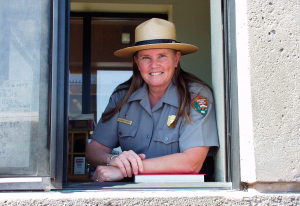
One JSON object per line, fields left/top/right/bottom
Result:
{"left": 86, "top": 18, "right": 219, "bottom": 182}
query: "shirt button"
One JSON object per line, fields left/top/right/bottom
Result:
{"left": 165, "top": 137, "right": 169, "bottom": 141}
{"left": 119, "top": 132, "right": 122, "bottom": 135}
{"left": 146, "top": 135, "right": 150, "bottom": 139}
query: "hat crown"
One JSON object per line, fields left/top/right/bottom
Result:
{"left": 135, "top": 18, "right": 177, "bottom": 43}
{"left": 114, "top": 18, "right": 198, "bottom": 58}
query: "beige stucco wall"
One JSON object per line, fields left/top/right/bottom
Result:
{"left": 238, "top": 0, "right": 300, "bottom": 184}
{"left": 1, "top": 190, "right": 300, "bottom": 205}
{"left": 71, "top": 0, "right": 212, "bottom": 86}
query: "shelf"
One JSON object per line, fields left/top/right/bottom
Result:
{"left": 69, "top": 128, "right": 93, "bottom": 132}
{"left": 68, "top": 131, "right": 90, "bottom": 182}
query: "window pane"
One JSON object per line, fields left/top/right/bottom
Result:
{"left": 0, "top": 0, "right": 51, "bottom": 176}
{"left": 90, "top": 19, "right": 142, "bottom": 121}
{"left": 69, "top": 18, "right": 83, "bottom": 115}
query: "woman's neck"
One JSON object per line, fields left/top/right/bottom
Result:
{"left": 148, "top": 85, "right": 168, "bottom": 108}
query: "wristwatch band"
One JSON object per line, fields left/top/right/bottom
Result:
{"left": 107, "top": 155, "right": 118, "bottom": 166}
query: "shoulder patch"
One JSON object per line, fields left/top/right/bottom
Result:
{"left": 191, "top": 95, "right": 209, "bottom": 116}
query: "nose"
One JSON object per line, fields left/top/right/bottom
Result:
{"left": 150, "top": 59, "right": 159, "bottom": 68}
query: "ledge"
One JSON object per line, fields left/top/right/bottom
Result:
{"left": 63, "top": 182, "right": 232, "bottom": 190}
{"left": 0, "top": 189, "right": 300, "bottom": 205}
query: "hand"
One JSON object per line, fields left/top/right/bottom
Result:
{"left": 109, "top": 150, "right": 146, "bottom": 178}
{"left": 92, "top": 165, "right": 124, "bottom": 182}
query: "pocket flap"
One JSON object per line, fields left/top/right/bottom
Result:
{"left": 118, "top": 123, "right": 138, "bottom": 138}
{"left": 153, "top": 129, "right": 179, "bottom": 145}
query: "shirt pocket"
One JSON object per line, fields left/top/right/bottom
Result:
{"left": 117, "top": 123, "right": 138, "bottom": 151}
{"left": 153, "top": 129, "right": 180, "bottom": 154}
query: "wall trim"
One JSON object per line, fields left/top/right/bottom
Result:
{"left": 70, "top": 3, "right": 173, "bottom": 21}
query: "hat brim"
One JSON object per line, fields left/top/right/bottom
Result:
{"left": 114, "top": 43, "right": 198, "bottom": 58}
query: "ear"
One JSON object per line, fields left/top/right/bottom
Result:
{"left": 175, "top": 51, "right": 181, "bottom": 67}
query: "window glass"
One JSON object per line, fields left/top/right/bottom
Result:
{"left": 0, "top": 0, "right": 51, "bottom": 176}
{"left": 96, "top": 70, "right": 132, "bottom": 123}
{"left": 69, "top": 18, "right": 83, "bottom": 115}
{"left": 90, "top": 18, "right": 142, "bottom": 121}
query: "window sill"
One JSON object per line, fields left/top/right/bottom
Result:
{"left": 63, "top": 182, "right": 232, "bottom": 190}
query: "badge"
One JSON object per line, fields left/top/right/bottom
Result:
{"left": 191, "top": 95, "right": 208, "bottom": 116}
{"left": 117, "top": 118, "right": 132, "bottom": 125}
{"left": 167, "top": 115, "right": 176, "bottom": 127}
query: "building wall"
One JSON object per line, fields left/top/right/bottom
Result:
{"left": 238, "top": 0, "right": 300, "bottom": 185}
{"left": 1, "top": 1, "right": 300, "bottom": 203}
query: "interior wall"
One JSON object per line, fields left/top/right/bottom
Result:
{"left": 70, "top": 0, "right": 212, "bottom": 86}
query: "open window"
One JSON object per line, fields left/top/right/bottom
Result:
{"left": 64, "top": 1, "right": 234, "bottom": 190}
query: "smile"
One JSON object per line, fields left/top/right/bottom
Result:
{"left": 150, "top": 72, "right": 163, "bottom": 76}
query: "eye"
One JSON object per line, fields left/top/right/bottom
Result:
{"left": 159, "top": 54, "right": 167, "bottom": 58}
{"left": 142, "top": 56, "right": 150, "bottom": 60}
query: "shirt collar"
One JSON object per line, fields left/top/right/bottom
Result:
{"left": 160, "top": 81, "right": 178, "bottom": 107}
{"left": 127, "top": 83, "right": 148, "bottom": 102}
{"left": 128, "top": 81, "right": 179, "bottom": 108}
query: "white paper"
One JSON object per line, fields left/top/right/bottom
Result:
{"left": 96, "top": 70, "right": 132, "bottom": 122}
{"left": 74, "top": 157, "right": 85, "bottom": 174}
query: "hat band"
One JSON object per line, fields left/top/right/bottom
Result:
{"left": 134, "top": 39, "right": 178, "bottom": 46}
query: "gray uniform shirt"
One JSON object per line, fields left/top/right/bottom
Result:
{"left": 92, "top": 81, "right": 219, "bottom": 159}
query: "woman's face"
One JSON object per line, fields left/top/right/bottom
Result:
{"left": 134, "top": 49, "right": 181, "bottom": 91}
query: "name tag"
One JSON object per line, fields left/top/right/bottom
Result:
{"left": 117, "top": 118, "right": 132, "bottom": 125}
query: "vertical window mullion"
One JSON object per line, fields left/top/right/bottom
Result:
{"left": 82, "top": 15, "right": 92, "bottom": 114}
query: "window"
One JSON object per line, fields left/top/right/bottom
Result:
{"left": 0, "top": 0, "right": 52, "bottom": 190}
{"left": 63, "top": 1, "right": 235, "bottom": 190}
{"left": 0, "top": 0, "right": 69, "bottom": 190}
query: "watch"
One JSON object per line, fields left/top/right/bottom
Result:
{"left": 107, "top": 155, "right": 118, "bottom": 166}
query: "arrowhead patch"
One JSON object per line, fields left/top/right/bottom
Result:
{"left": 191, "top": 95, "right": 208, "bottom": 116}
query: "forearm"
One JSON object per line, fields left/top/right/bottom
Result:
{"left": 142, "top": 154, "right": 199, "bottom": 174}
{"left": 86, "top": 140, "right": 113, "bottom": 168}
{"left": 141, "top": 147, "right": 209, "bottom": 174}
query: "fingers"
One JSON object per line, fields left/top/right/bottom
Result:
{"left": 138, "top": 154, "right": 146, "bottom": 160}
{"left": 92, "top": 166, "right": 104, "bottom": 182}
{"left": 92, "top": 152, "right": 146, "bottom": 182}
{"left": 114, "top": 155, "right": 132, "bottom": 178}
{"left": 112, "top": 150, "right": 145, "bottom": 177}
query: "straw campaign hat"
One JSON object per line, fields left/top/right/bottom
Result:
{"left": 114, "top": 18, "right": 199, "bottom": 58}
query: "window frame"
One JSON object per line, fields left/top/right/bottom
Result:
{"left": 62, "top": 0, "right": 240, "bottom": 190}
{"left": 222, "top": 0, "right": 242, "bottom": 190}
{"left": 54, "top": 0, "right": 71, "bottom": 187}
